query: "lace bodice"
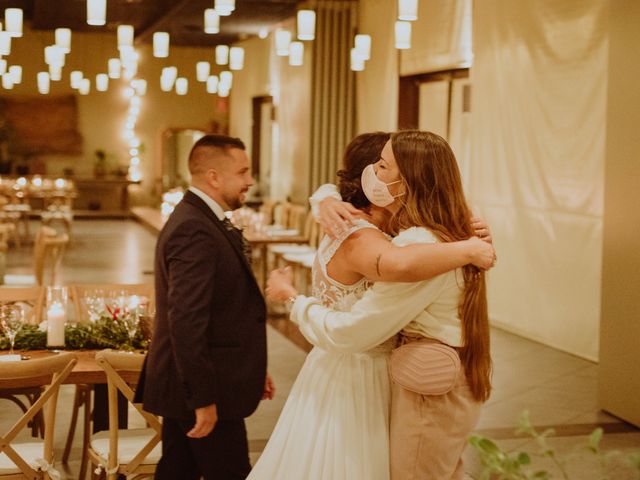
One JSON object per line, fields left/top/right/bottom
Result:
{"left": 311, "top": 219, "right": 378, "bottom": 312}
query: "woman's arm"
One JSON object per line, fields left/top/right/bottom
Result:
{"left": 267, "top": 262, "right": 450, "bottom": 354}
{"left": 339, "top": 228, "right": 495, "bottom": 282}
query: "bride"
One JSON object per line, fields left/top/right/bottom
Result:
{"left": 246, "top": 132, "right": 495, "bottom": 480}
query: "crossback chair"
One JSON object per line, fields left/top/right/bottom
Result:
{"left": 0, "top": 287, "right": 47, "bottom": 438}
{"left": 89, "top": 350, "right": 161, "bottom": 480}
{"left": 64, "top": 283, "right": 155, "bottom": 480}
{"left": 0, "top": 352, "right": 77, "bottom": 479}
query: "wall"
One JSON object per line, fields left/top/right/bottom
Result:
{"left": 1, "top": 27, "right": 227, "bottom": 204}
{"left": 599, "top": 0, "right": 640, "bottom": 427}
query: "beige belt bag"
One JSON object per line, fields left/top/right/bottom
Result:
{"left": 389, "top": 341, "right": 461, "bottom": 396}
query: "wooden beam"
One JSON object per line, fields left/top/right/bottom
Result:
{"left": 134, "top": 0, "right": 192, "bottom": 45}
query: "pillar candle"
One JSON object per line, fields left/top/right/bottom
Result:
{"left": 47, "top": 302, "right": 66, "bottom": 347}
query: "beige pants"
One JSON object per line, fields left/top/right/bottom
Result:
{"left": 389, "top": 368, "right": 482, "bottom": 480}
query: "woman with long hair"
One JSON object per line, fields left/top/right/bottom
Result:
{"left": 248, "top": 131, "right": 494, "bottom": 479}
{"left": 268, "top": 130, "right": 492, "bottom": 479}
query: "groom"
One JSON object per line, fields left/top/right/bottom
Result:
{"left": 137, "top": 134, "right": 273, "bottom": 479}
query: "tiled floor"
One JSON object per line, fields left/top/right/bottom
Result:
{"left": 2, "top": 219, "right": 639, "bottom": 479}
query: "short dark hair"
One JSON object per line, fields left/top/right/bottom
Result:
{"left": 336, "top": 132, "right": 390, "bottom": 209}
{"left": 188, "top": 134, "right": 245, "bottom": 174}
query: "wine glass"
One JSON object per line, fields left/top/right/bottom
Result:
{"left": 1, "top": 305, "right": 24, "bottom": 355}
{"left": 121, "top": 311, "right": 139, "bottom": 351}
{"left": 82, "top": 288, "right": 105, "bottom": 322}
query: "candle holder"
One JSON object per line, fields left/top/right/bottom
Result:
{"left": 46, "top": 286, "right": 68, "bottom": 348}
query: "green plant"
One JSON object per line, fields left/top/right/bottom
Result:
{"left": 469, "top": 411, "right": 640, "bottom": 479}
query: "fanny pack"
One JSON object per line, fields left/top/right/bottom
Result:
{"left": 389, "top": 340, "right": 461, "bottom": 396}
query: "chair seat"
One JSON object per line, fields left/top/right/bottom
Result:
{"left": 90, "top": 428, "right": 162, "bottom": 465}
{"left": 283, "top": 251, "right": 316, "bottom": 268}
{"left": 268, "top": 244, "right": 315, "bottom": 255}
{"left": 0, "top": 441, "right": 46, "bottom": 474}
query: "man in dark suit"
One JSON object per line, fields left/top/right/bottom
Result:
{"left": 137, "top": 134, "right": 274, "bottom": 479}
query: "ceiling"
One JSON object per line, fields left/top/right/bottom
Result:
{"left": 0, "top": 0, "right": 303, "bottom": 47}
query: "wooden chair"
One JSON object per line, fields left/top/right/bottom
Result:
{"left": 0, "top": 352, "right": 77, "bottom": 479}
{"left": 0, "top": 287, "right": 47, "bottom": 439}
{"left": 88, "top": 350, "right": 161, "bottom": 480}
{"left": 63, "top": 283, "right": 155, "bottom": 479}
{"left": 3, "top": 226, "right": 69, "bottom": 287}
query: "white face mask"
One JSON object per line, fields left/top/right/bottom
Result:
{"left": 360, "top": 163, "right": 404, "bottom": 207}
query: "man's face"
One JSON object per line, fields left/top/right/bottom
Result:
{"left": 214, "top": 148, "right": 254, "bottom": 210}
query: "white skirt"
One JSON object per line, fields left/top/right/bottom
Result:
{"left": 248, "top": 346, "right": 391, "bottom": 480}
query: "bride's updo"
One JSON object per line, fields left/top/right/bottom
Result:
{"left": 336, "top": 132, "right": 390, "bottom": 209}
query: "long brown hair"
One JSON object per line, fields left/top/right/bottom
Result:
{"left": 390, "top": 130, "right": 492, "bottom": 402}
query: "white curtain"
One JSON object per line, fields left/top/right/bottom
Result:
{"left": 466, "top": 0, "right": 608, "bottom": 360}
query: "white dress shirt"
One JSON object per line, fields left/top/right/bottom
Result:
{"left": 189, "top": 186, "right": 226, "bottom": 221}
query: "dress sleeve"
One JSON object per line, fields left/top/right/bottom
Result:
{"left": 309, "top": 184, "right": 342, "bottom": 220}
{"left": 291, "top": 227, "right": 447, "bottom": 353}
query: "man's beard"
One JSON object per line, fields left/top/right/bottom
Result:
{"left": 223, "top": 192, "right": 243, "bottom": 211}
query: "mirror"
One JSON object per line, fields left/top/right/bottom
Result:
{"left": 161, "top": 128, "right": 206, "bottom": 190}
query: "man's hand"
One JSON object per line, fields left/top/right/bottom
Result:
{"left": 471, "top": 216, "right": 493, "bottom": 244}
{"left": 262, "top": 372, "right": 276, "bottom": 400}
{"left": 266, "top": 267, "right": 298, "bottom": 303}
{"left": 187, "top": 403, "right": 218, "bottom": 439}
{"left": 318, "top": 197, "right": 360, "bottom": 239}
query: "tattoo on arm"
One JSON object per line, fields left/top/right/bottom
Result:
{"left": 375, "top": 254, "right": 382, "bottom": 277}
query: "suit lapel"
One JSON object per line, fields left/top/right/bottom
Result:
{"left": 182, "top": 191, "right": 259, "bottom": 288}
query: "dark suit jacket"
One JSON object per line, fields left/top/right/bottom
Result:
{"left": 136, "top": 190, "right": 267, "bottom": 420}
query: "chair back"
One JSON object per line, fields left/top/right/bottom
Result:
{"left": 272, "top": 202, "right": 291, "bottom": 227}
{"left": 286, "top": 204, "right": 307, "bottom": 232}
{"left": 258, "top": 199, "right": 276, "bottom": 225}
{"left": 95, "top": 349, "right": 162, "bottom": 476}
{"left": 70, "top": 283, "right": 155, "bottom": 325}
{"left": 0, "top": 352, "right": 76, "bottom": 478}
{"left": 33, "top": 226, "right": 69, "bottom": 286}
{"left": 0, "top": 286, "right": 45, "bottom": 324}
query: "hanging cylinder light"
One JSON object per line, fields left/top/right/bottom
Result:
{"left": 87, "top": 0, "right": 106, "bottom": 26}
{"left": 218, "top": 83, "right": 230, "bottom": 98}
{"left": 96, "top": 73, "right": 109, "bottom": 91}
{"left": 108, "top": 58, "right": 121, "bottom": 78}
{"left": 204, "top": 9, "right": 220, "bottom": 34}
{"left": 394, "top": 21, "right": 411, "bottom": 49}
{"left": 55, "top": 28, "right": 72, "bottom": 53}
{"left": 175, "top": 77, "right": 188, "bottom": 95}
{"left": 0, "top": 32, "right": 12, "bottom": 55}
{"left": 296, "top": 10, "right": 316, "bottom": 41}
{"left": 5, "top": 8, "right": 23, "bottom": 38}
{"left": 206, "top": 75, "right": 219, "bottom": 94}
{"left": 0, "top": 59, "right": 6, "bottom": 75}
{"left": 118, "top": 25, "right": 134, "bottom": 51}
{"left": 229, "top": 47, "right": 244, "bottom": 71}
{"left": 219, "top": 70, "right": 232, "bottom": 88}
{"left": 350, "top": 48, "right": 365, "bottom": 71}
{"left": 45, "top": 45, "right": 65, "bottom": 67}
{"left": 70, "top": 70, "right": 83, "bottom": 89}
{"left": 196, "top": 61, "right": 210, "bottom": 82}
{"left": 8, "top": 65, "right": 21, "bottom": 84}
{"left": 79, "top": 78, "right": 91, "bottom": 95}
{"left": 398, "top": 0, "right": 418, "bottom": 21}
{"left": 275, "top": 29, "right": 291, "bottom": 56}
{"left": 133, "top": 79, "right": 147, "bottom": 95}
{"left": 161, "top": 66, "right": 177, "bottom": 92}
{"left": 1, "top": 73, "right": 13, "bottom": 89}
{"left": 215, "top": 45, "right": 229, "bottom": 65}
{"left": 37, "top": 72, "right": 50, "bottom": 94}
{"left": 49, "top": 64, "right": 62, "bottom": 81}
{"left": 215, "top": 0, "right": 235, "bottom": 16}
{"left": 288, "top": 42, "right": 304, "bottom": 66}
{"left": 153, "top": 32, "right": 170, "bottom": 58}
{"left": 354, "top": 34, "right": 371, "bottom": 61}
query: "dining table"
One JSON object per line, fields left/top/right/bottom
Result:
{"left": 244, "top": 230, "right": 308, "bottom": 288}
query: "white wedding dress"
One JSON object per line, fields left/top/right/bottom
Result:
{"left": 248, "top": 220, "right": 395, "bottom": 480}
